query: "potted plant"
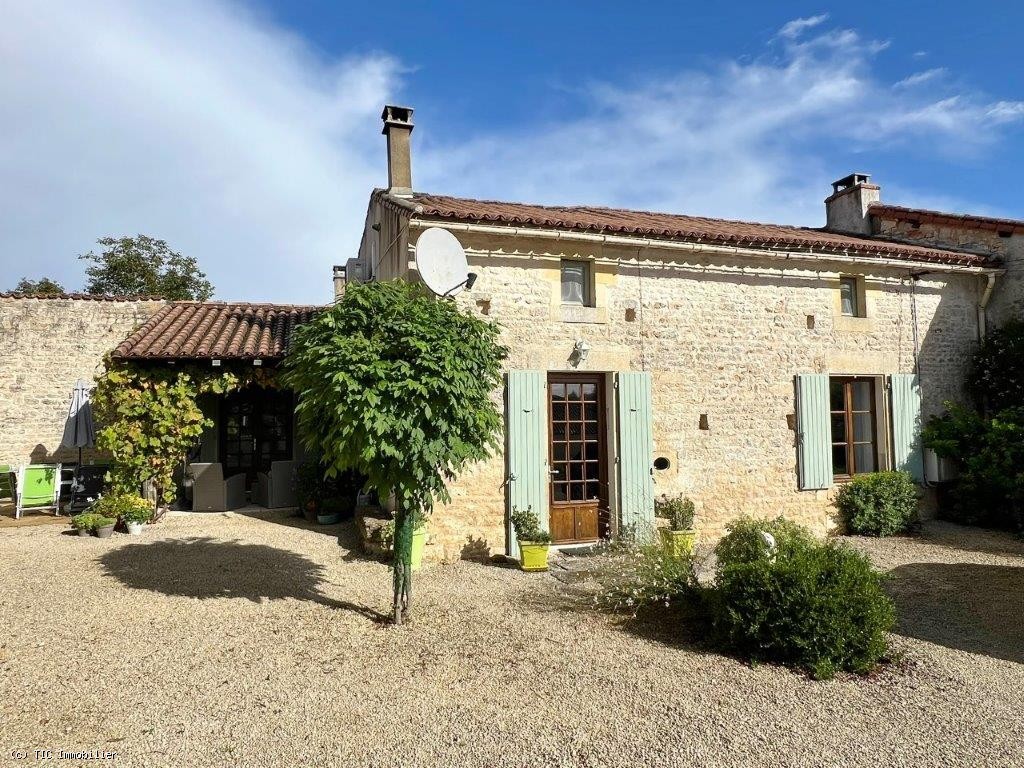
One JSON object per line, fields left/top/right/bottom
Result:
{"left": 120, "top": 500, "right": 153, "bottom": 535}
{"left": 511, "top": 506, "right": 551, "bottom": 572}
{"left": 317, "top": 497, "right": 346, "bottom": 525}
{"left": 94, "top": 515, "right": 117, "bottom": 538}
{"left": 294, "top": 461, "right": 324, "bottom": 522}
{"left": 71, "top": 512, "right": 100, "bottom": 537}
{"left": 656, "top": 494, "right": 697, "bottom": 557}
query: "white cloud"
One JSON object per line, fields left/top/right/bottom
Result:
{"left": 418, "top": 23, "right": 1024, "bottom": 228}
{"left": 777, "top": 14, "right": 830, "bottom": 39}
{"left": 0, "top": 0, "right": 399, "bottom": 302}
{"left": 894, "top": 68, "right": 947, "bottom": 88}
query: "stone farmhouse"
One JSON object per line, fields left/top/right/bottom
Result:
{"left": 2, "top": 104, "right": 1022, "bottom": 561}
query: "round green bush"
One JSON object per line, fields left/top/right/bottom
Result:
{"left": 712, "top": 531, "right": 895, "bottom": 679}
{"left": 714, "top": 516, "right": 815, "bottom": 573}
{"left": 834, "top": 471, "right": 919, "bottom": 536}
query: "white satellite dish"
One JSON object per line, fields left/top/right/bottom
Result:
{"left": 416, "top": 227, "right": 471, "bottom": 297}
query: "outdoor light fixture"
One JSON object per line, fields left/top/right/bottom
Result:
{"left": 211, "top": 359, "right": 222, "bottom": 367}
{"left": 571, "top": 339, "right": 592, "bottom": 367}
{"left": 253, "top": 359, "right": 263, "bottom": 367}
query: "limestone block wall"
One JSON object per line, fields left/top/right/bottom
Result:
{"left": 409, "top": 228, "right": 982, "bottom": 561}
{"left": 873, "top": 215, "right": 1023, "bottom": 327}
{"left": 0, "top": 296, "right": 165, "bottom": 466}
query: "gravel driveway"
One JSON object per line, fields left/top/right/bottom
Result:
{"left": 1, "top": 511, "right": 1022, "bottom": 767}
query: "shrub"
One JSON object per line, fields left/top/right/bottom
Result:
{"left": 89, "top": 494, "right": 152, "bottom": 524}
{"left": 712, "top": 526, "right": 895, "bottom": 679}
{"left": 93, "top": 516, "right": 117, "bottom": 530}
{"left": 714, "top": 516, "right": 815, "bottom": 574}
{"left": 923, "top": 403, "right": 1024, "bottom": 531}
{"left": 967, "top": 319, "right": 1024, "bottom": 412}
{"left": 655, "top": 494, "right": 695, "bottom": 531}
{"left": 834, "top": 471, "right": 919, "bottom": 536}
{"left": 592, "top": 538, "right": 696, "bottom": 616}
{"left": 511, "top": 506, "right": 551, "bottom": 544}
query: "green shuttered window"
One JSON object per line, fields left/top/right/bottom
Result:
{"left": 796, "top": 373, "right": 833, "bottom": 490}
{"left": 616, "top": 371, "right": 655, "bottom": 532}
{"left": 505, "top": 370, "right": 548, "bottom": 557}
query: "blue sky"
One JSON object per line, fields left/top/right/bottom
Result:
{"left": 2, "top": 1, "right": 1022, "bottom": 302}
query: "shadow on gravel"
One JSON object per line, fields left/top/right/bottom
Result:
{"left": 887, "top": 561, "right": 1024, "bottom": 664}
{"left": 98, "top": 536, "right": 388, "bottom": 622}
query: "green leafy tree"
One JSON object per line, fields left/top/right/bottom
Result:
{"left": 968, "top": 320, "right": 1024, "bottom": 412}
{"left": 80, "top": 235, "right": 214, "bottom": 300}
{"left": 13, "top": 276, "right": 65, "bottom": 296}
{"left": 283, "top": 280, "right": 507, "bottom": 624}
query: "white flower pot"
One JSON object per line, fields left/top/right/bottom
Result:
{"left": 127, "top": 521, "right": 144, "bottom": 535}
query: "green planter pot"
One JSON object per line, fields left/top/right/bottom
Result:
{"left": 659, "top": 528, "right": 697, "bottom": 557}
{"left": 519, "top": 542, "right": 550, "bottom": 572}
{"left": 317, "top": 512, "right": 342, "bottom": 525}
{"left": 410, "top": 527, "right": 427, "bottom": 571}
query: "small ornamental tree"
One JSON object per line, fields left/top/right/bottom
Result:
{"left": 282, "top": 280, "right": 507, "bottom": 624}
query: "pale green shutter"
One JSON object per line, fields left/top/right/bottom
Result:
{"left": 796, "top": 373, "right": 832, "bottom": 490}
{"left": 506, "top": 370, "right": 548, "bottom": 557}
{"left": 890, "top": 373, "right": 924, "bottom": 483}
{"left": 617, "top": 371, "right": 654, "bottom": 533}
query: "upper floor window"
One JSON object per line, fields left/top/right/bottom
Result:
{"left": 561, "top": 260, "right": 591, "bottom": 305}
{"left": 830, "top": 376, "right": 876, "bottom": 478}
{"left": 839, "top": 276, "right": 862, "bottom": 317}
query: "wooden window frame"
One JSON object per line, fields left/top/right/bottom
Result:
{"left": 830, "top": 376, "right": 877, "bottom": 481}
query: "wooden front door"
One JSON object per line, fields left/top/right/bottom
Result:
{"left": 548, "top": 374, "right": 606, "bottom": 544}
{"left": 220, "top": 388, "right": 294, "bottom": 485}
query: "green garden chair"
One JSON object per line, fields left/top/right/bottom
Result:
{"left": 0, "top": 465, "right": 15, "bottom": 502}
{"left": 15, "top": 464, "right": 62, "bottom": 519}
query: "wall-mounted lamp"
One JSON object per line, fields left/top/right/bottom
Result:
{"left": 211, "top": 359, "right": 222, "bottom": 367}
{"left": 570, "top": 339, "right": 592, "bottom": 367}
{"left": 253, "top": 359, "right": 263, "bottom": 367}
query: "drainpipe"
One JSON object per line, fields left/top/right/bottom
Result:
{"left": 978, "top": 272, "right": 997, "bottom": 340}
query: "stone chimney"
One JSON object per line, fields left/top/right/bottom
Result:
{"left": 381, "top": 104, "right": 414, "bottom": 197}
{"left": 332, "top": 264, "right": 346, "bottom": 301}
{"left": 824, "top": 173, "right": 880, "bottom": 235}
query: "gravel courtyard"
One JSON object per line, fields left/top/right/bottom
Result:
{"left": 1, "top": 511, "right": 1022, "bottom": 768}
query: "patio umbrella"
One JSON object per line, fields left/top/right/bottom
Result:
{"left": 61, "top": 379, "right": 96, "bottom": 470}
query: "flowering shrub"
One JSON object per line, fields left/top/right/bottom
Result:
{"left": 89, "top": 493, "right": 152, "bottom": 524}
{"left": 592, "top": 536, "right": 696, "bottom": 616}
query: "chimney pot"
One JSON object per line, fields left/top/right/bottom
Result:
{"left": 381, "top": 104, "right": 414, "bottom": 197}
{"left": 825, "top": 172, "right": 880, "bottom": 235}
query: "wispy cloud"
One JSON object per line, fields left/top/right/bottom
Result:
{"left": 894, "top": 68, "right": 947, "bottom": 88}
{"left": 777, "top": 14, "right": 830, "bottom": 39}
{"left": 419, "top": 19, "right": 1024, "bottom": 227}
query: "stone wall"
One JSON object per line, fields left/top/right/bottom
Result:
{"left": 873, "top": 215, "right": 1023, "bottom": 327}
{"left": 0, "top": 296, "right": 165, "bottom": 466}
{"left": 406, "top": 228, "right": 982, "bottom": 562}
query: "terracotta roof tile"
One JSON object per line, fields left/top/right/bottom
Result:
{"left": 113, "top": 302, "right": 322, "bottom": 361}
{"left": 409, "top": 193, "right": 997, "bottom": 268}
{"left": 870, "top": 203, "right": 1024, "bottom": 233}
{"left": 0, "top": 292, "right": 164, "bottom": 301}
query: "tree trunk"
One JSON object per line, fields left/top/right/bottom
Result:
{"left": 391, "top": 506, "right": 415, "bottom": 624}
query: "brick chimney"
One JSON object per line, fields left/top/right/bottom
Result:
{"left": 381, "top": 105, "right": 414, "bottom": 197}
{"left": 824, "top": 173, "right": 880, "bottom": 235}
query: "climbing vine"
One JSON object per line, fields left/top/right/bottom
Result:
{"left": 91, "top": 357, "right": 276, "bottom": 516}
